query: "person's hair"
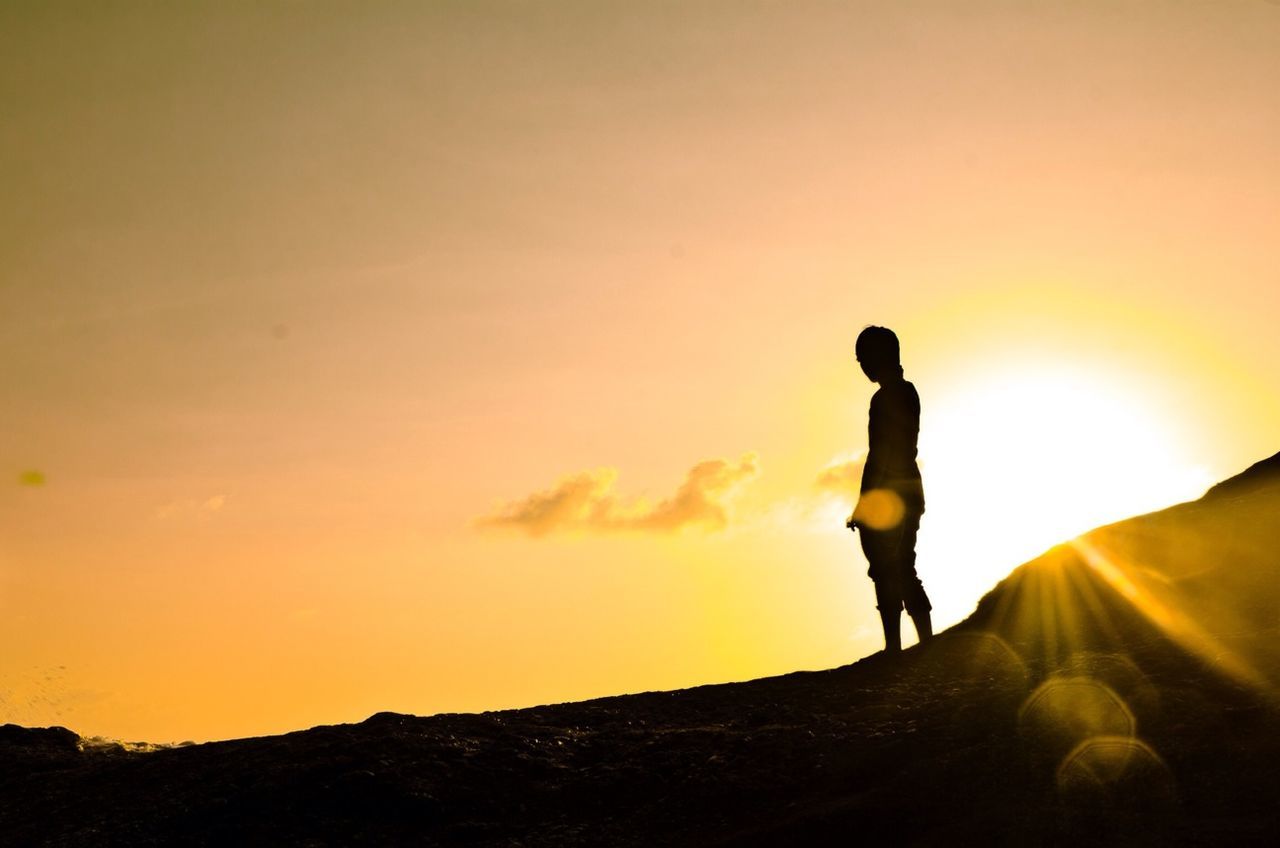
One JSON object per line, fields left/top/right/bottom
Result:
{"left": 855, "top": 325, "right": 900, "bottom": 367}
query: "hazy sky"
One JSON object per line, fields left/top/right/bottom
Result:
{"left": 3, "top": 1, "right": 1278, "bottom": 742}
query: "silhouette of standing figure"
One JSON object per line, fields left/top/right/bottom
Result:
{"left": 847, "top": 326, "right": 933, "bottom": 654}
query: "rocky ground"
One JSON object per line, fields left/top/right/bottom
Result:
{"left": 3, "top": 454, "right": 1278, "bottom": 846}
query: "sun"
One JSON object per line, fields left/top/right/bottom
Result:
{"left": 915, "top": 363, "right": 1213, "bottom": 629}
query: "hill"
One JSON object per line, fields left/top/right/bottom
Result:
{"left": 3, "top": 456, "right": 1279, "bottom": 845}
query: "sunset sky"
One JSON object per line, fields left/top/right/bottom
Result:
{"left": 3, "top": 1, "right": 1279, "bottom": 743}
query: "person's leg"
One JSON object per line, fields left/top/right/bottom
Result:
{"left": 898, "top": 510, "right": 933, "bottom": 643}
{"left": 876, "top": 584, "right": 903, "bottom": 653}
{"left": 862, "top": 527, "right": 904, "bottom": 653}
{"left": 909, "top": 605, "right": 933, "bottom": 643}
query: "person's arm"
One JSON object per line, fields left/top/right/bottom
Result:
{"left": 848, "top": 392, "right": 885, "bottom": 531}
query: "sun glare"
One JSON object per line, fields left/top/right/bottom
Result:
{"left": 917, "top": 364, "right": 1213, "bottom": 628}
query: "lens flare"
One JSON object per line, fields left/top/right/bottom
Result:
{"left": 1019, "top": 676, "right": 1135, "bottom": 762}
{"left": 852, "top": 489, "right": 905, "bottom": 531}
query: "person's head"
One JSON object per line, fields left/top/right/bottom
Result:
{"left": 855, "top": 325, "right": 902, "bottom": 383}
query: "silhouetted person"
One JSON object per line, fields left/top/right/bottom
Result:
{"left": 847, "top": 326, "right": 933, "bottom": 654}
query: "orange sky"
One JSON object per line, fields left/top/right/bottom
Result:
{"left": 2, "top": 1, "right": 1279, "bottom": 742}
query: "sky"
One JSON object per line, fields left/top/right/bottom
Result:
{"left": 2, "top": 1, "right": 1278, "bottom": 742}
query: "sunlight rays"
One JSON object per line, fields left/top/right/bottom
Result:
{"left": 969, "top": 527, "right": 1270, "bottom": 694}
{"left": 1070, "top": 537, "right": 1267, "bottom": 691}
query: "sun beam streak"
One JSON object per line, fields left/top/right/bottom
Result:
{"left": 1070, "top": 538, "right": 1265, "bottom": 690}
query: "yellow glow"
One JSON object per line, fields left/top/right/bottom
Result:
{"left": 916, "top": 364, "right": 1214, "bottom": 629}
{"left": 852, "top": 488, "right": 905, "bottom": 531}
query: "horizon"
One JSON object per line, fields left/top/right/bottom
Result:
{"left": 3, "top": 1, "right": 1280, "bottom": 743}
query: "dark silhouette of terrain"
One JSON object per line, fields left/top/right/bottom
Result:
{"left": 3, "top": 453, "right": 1280, "bottom": 846}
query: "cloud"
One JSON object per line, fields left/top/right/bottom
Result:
{"left": 742, "top": 456, "right": 867, "bottom": 537}
{"left": 477, "top": 453, "right": 760, "bottom": 537}
{"left": 813, "top": 455, "right": 865, "bottom": 500}
{"left": 154, "top": 494, "right": 228, "bottom": 520}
